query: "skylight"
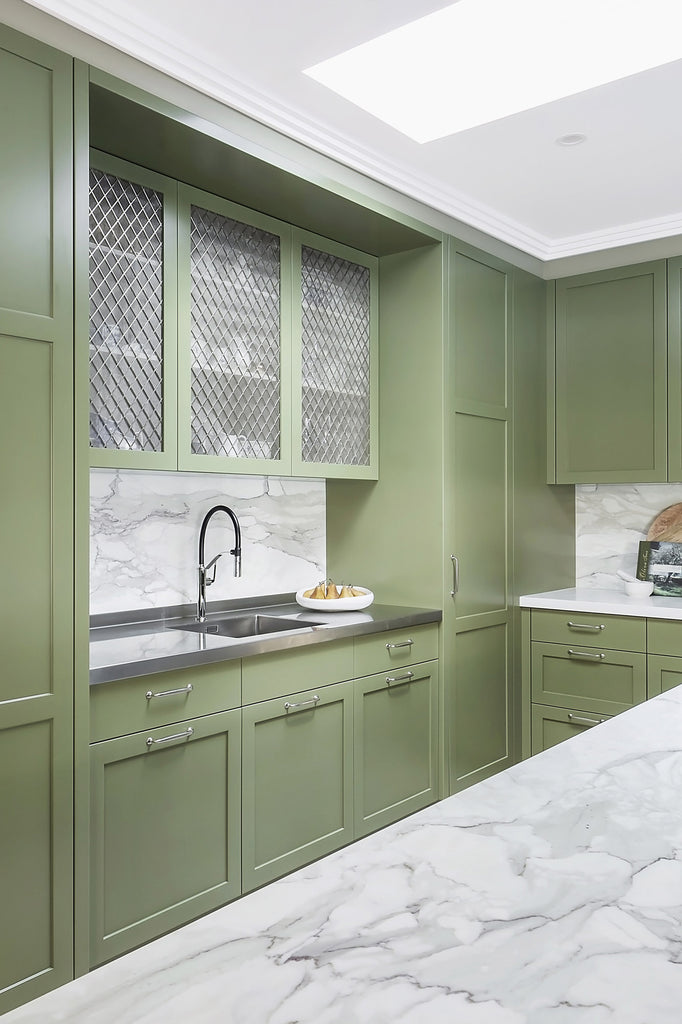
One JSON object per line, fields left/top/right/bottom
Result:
{"left": 304, "top": 0, "right": 682, "bottom": 142}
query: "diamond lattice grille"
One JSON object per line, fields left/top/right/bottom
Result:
{"left": 89, "top": 169, "right": 164, "bottom": 451}
{"left": 300, "top": 247, "right": 371, "bottom": 466}
{"left": 190, "top": 206, "right": 281, "bottom": 459}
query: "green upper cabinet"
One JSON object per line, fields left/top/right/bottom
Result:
{"left": 292, "top": 230, "right": 378, "bottom": 479}
{"left": 667, "top": 256, "right": 682, "bottom": 481}
{"left": 549, "top": 261, "right": 668, "bottom": 483}
{"left": 87, "top": 152, "right": 178, "bottom": 469}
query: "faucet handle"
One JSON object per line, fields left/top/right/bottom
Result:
{"left": 202, "top": 552, "right": 223, "bottom": 586}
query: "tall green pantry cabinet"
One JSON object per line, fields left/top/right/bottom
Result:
{"left": 0, "top": 26, "right": 75, "bottom": 1015}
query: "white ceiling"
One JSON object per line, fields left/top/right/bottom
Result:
{"left": 23, "top": 0, "right": 682, "bottom": 260}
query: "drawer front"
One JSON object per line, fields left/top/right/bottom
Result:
{"left": 647, "top": 619, "right": 682, "bottom": 657}
{"left": 647, "top": 654, "right": 682, "bottom": 697}
{"left": 354, "top": 623, "right": 439, "bottom": 678}
{"left": 531, "top": 641, "right": 646, "bottom": 715}
{"left": 241, "top": 638, "right": 354, "bottom": 705}
{"left": 531, "top": 703, "right": 612, "bottom": 755}
{"left": 90, "top": 660, "right": 241, "bottom": 742}
{"left": 531, "top": 608, "right": 645, "bottom": 652}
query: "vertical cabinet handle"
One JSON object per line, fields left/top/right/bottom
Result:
{"left": 450, "top": 555, "right": 459, "bottom": 597}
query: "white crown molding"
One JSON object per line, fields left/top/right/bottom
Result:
{"left": 21, "top": 0, "right": 682, "bottom": 263}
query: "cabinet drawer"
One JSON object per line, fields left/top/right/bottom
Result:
{"left": 354, "top": 623, "right": 438, "bottom": 678}
{"left": 647, "top": 654, "right": 682, "bottom": 697}
{"left": 531, "top": 641, "right": 646, "bottom": 715}
{"left": 90, "top": 660, "right": 241, "bottom": 742}
{"left": 531, "top": 609, "right": 645, "bottom": 651}
{"left": 531, "top": 703, "right": 612, "bottom": 755}
{"left": 647, "top": 619, "right": 682, "bottom": 657}
{"left": 241, "top": 638, "right": 353, "bottom": 705}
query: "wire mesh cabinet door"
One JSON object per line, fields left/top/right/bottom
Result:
{"left": 292, "top": 230, "right": 378, "bottom": 479}
{"left": 87, "top": 151, "right": 178, "bottom": 469}
{"left": 177, "top": 185, "right": 293, "bottom": 475}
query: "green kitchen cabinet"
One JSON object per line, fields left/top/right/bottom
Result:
{"left": 353, "top": 661, "right": 438, "bottom": 837}
{"left": 647, "top": 655, "right": 682, "bottom": 697}
{"left": 87, "top": 151, "right": 178, "bottom": 469}
{"left": 549, "top": 261, "right": 668, "bottom": 483}
{"left": 0, "top": 25, "right": 75, "bottom": 1016}
{"left": 89, "top": 708, "right": 241, "bottom": 966}
{"left": 241, "top": 680, "right": 354, "bottom": 893}
{"left": 531, "top": 704, "right": 611, "bottom": 755}
{"left": 668, "top": 256, "right": 682, "bottom": 480}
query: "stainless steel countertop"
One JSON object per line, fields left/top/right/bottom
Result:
{"left": 90, "top": 595, "right": 442, "bottom": 685}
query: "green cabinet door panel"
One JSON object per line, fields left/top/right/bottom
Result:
{"left": 553, "top": 262, "right": 667, "bottom": 483}
{"left": 0, "top": 30, "right": 72, "bottom": 338}
{"left": 647, "top": 655, "right": 682, "bottom": 698}
{"left": 668, "top": 257, "right": 682, "bottom": 480}
{"left": 452, "top": 622, "right": 510, "bottom": 787}
{"left": 354, "top": 662, "right": 438, "bottom": 837}
{"left": 530, "top": 608, "right": 646, "bottom": 652}
{"left": 647, "top": 618, "right": 682, "bottom": 657}
{"left": 241, "top": 680, "right": 354, "bottom": 892}
{"left": 531, "top": 642, "right": 647, "bottom": 716}
{"left": 452, "top": 252, "right": 507, "bottom": 409}
{"left": 241, "top": 639, "right": 354, "bottom": 705}
{"left": 531, "top": 703, "right": 611, "bottom": 755}
{"left": 90, "top": 709, "right": 241, "bottom": 966}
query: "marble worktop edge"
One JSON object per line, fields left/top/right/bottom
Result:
{"left": 519, "top": 586, "right": 682, "bottom": 620}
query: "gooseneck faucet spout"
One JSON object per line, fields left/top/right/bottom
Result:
{"left": 197, "top": 504, "right": 242, "bottom": 622}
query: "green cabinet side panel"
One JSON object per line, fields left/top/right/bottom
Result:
{"left": 554, "top": 262, "right": 667, "bottom": 483}
{"left": 90, "top": 709, "right": 241, "bottom": 966}
{"left": 241, "top": 681, "right": 354, "bottom": 892}
{"left": 668, "top": 257, "right": 682, "bottom": 481}
{"left": 452, "top": 622, "right": 510, "bottom": 786}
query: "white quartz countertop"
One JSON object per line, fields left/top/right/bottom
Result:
{"left": 520, "top": 586, "right": 682, "bottom": 620}
{"left": 8, "top": 686, "right": 682, "bottom": 1022}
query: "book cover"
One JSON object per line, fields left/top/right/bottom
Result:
{"left": 637, "top": 540, "right": 682, "bottom": 596}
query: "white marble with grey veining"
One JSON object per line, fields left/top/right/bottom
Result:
{"left": 8, "top": 688, "right": 682, "bottom": 1023}
{"left": 576, "top": 482, "right": 682, "bottom": 588}
{"left": 520, "top": 585, "right": 682, "bottom": 619}
{"left": 90, "top": 469, "right": 326, "bottom": 615}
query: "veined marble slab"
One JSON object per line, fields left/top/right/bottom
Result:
{"left": 90, "top": 470, "right": 326, "bottom": 615}
{"left": 8, "top": 688, "right": 682, "bottom": 1022}
{"left": 520, "top": 586, "right": 682, "bottom": 620}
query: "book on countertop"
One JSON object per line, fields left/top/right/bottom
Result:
{"left": 637, "top": 540, "right": 682, "bottom": 596}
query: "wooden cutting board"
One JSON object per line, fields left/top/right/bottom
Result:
{"left": 647, "top": 502, "right": 682, "bottom": 541}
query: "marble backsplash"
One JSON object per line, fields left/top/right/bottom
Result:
{"left": 576, "top": 483, "right": 682, "bottom": 588}
{"left": 90, "top": 469, "right": 326, "bottom": 615}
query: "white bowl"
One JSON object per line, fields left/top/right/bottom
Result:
{"left": 624, "top": 579, "right": 654, "bottom": 597}
{"left": 296, "top": 586, "right": 374, "bottom": 612}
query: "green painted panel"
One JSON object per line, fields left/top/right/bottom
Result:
{"left": 452, "top": 252, "right": 507, "bottom": 408}
{"left": 354, "top": 662, "right": 438, "bottom": 837}
{"left": 531, "top": 642, "right": 646, "bottom": 714}
{"left": 648, "top": 618, "right": 682, "bottom": 657}
{"left": 241, "top": 639, "right": 353, "bottom": 705}
{"left": 554, "top": 262, "right": 667, "bottom": 482}
{"left": 453, "top": 413, "right": 507, "bottom": 618}
{"left": 531, "top": 608, "right": 646, "bottom": 651}
{"left": 0, "top": 337, "right": 52, "bottom": 701}
{"left": 453, "top": 623, "right": 509, "bottom": 785}
{"left": 668, "top": 257, "right": 682, "bottom": 481}
{"left": 354, "top": 623, "right": 439, "bottom": 678}
{"left": 90, "top": 709, "right": 241, "bottom": 965}
{"left": 0, "top": 719, "right": 52, "bottom": 992}
{"left": 647, "top": 655, "right": 682, "bottom": 698}
{"left": 531, "top": 703, "right": 611, "bottom": 755}
{"left": 241, "top": 681, "right": 353, "bottom": 891}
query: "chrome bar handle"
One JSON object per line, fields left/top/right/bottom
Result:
{"left": 385, "top": 640, "right": 413, "bottom": 650}
{"left": 146, "top": 727, "right": 194, "bottom": 748}
{"left": 284, "top": 695, "right": 320, "bottom": 711}
{"left": 567, "top": 649, "right": 606, "bottom": 661}
{"left": 568, "top": 713, "right": 605, "bottom": 727}
{"left": 386, "top": 671, "right": 415, "bottom": 686}
{"left": 146, "top": 683, "right": 193, "bottom": 700}
{"left": 567, "top": 621, "right": 605, "bottom": 632}
{"left": 450, "top": 554, "right": 459, "bottom": 597}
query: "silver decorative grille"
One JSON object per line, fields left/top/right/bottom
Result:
{"left": 300, "top": 246, "right": 371, "bottom": 466}
{"left": 189, "top": 206, "right": 281, "bottom": 460}
{"left": 89, "top": 169, "right": 164, "bottom": 451}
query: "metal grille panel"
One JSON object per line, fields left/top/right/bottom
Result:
{"left": 89, "top": 169, "right": 164, "bottom": 451}
{"left": 300, "top": 246, "right": 371, "bottom": 466}
{"left": 189, "top": 206, "right": 281, "bottom": 459}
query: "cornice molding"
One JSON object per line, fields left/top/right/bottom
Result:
{"left": 22, "top": 0, "right": 682, "bottom": 263}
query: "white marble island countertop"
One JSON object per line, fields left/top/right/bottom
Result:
{"left": 8, "top": 689, "right": 682, "bottom": 1023}
{"left": 520, "top": 585, "right": 682, "bottom": 620}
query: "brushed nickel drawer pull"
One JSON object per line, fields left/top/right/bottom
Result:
{"left": 145, "top": 683, "right": 193, "bottom": 700}
{"left": 386, "top": 639, "right": 414, "bottom": 650}
{"left": 568, "top": 713, "right": 605, "bottom": 727}
{"left": 567, "top": 621, "right": 605, "bottom": 632}
{"left": 146, "top": 727, "right": 194, "bottom": 748}
{"left": 567, "top": 649, "right": 606, "bottom": 661}
{"left": 284, "top": 695, "right": 320, "bottom": 711}
{"left": 386, "top": 671, "right": 415, "bottom": 686}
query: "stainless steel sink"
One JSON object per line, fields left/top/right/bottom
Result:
{"left": 169, "top": 613, "right": 322, "bottom": 639}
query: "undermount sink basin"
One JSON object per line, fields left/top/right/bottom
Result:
{"left": 169, "top": 613, "right": 322, "bottom": 639}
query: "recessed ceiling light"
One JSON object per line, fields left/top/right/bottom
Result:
{"left": 556, "top": 133, "right": 587, "bottom": 147}
{"left": 305, "top": 0, "right": 682, "bottom": 143}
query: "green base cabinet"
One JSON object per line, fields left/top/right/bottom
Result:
{"left": 89, "top": 709, "right": 241, "bottom": 966}
{"left": 354, "top": 661, "right": 438, "bottom": 837}
{"left": 241, "top": 680, "right": 354, "bottom": 893}
{"left": 531, "top": 704, "right": 611, "bottom": 755}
